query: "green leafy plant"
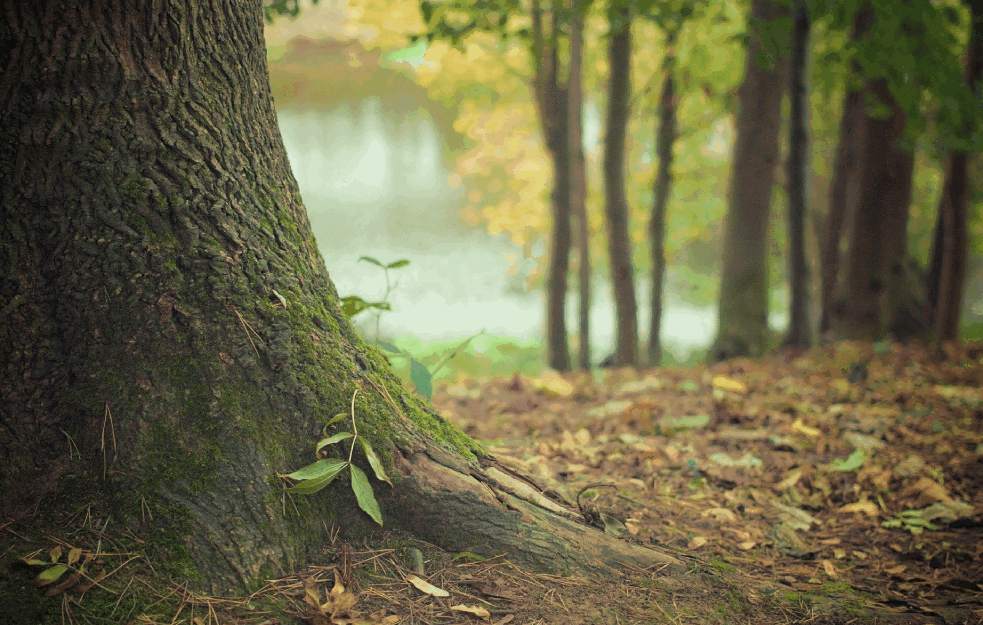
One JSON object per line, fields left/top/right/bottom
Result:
{"left": 338, "top": 254, "right": 483, "bottom": 400}
{"left": 281, "top": 389, "right": 392, "bottom": 526}
{"left": 378, "top": 331, "right": 483, "bottom": 400}
{"left": 340, "top": 256, "right": 409, "bottom": 342}
{"left": 19, "top": 543, "right": 112, "bottom": 596}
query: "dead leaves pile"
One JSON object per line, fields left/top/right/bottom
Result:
{"left": 432, "top": 340, "right": 983, "bottom": 610}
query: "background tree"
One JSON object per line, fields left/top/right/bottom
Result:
{"left": 647, "top": 28, "right": 678, "bottom": 367}
{"left": 926, "top": 0, "right": 983, "bottom": 341}
{"left": 830, "top": 76, "right": 914, "bottom": 340}
{"left": 603, "top": 0, "right": 640, "bottom": 367}
{"left": 0, "top": 0, "right": 674, "bottom": 594}
{"left": 569, "top": 0, "right": 593, "bottom": 370}
{"left": 710, "top": 0, "right": 789, "bottom": 361}
{"left": 819, "top": 7, "right": 872, "bottom": 337}
{"left": 783, "top": 0, "right": 813, "bottom": 348}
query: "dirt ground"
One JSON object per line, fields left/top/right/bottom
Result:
{"left": 3, "top": 341, "right": 981, "bottom": 624}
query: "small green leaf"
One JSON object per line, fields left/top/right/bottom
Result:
{"left": 386, "top": 259, "right": 410, "bottom": 269}
{"left": 359, "top": 438, "right": 393, "bottom": 487}
{"left": 351, "top": 465, "right": 383, "bottom": 526}
{"left": 358, "top": 256, "right": 384, "bottom": 268}
{"left": 410, "top": 358, "right": 433, "bottom": 400}
{"left": 20, "top": 558, "right": 48, "bottom": 566}
{"left": 35, "top": 564, "right": 70, "bottom": 586}
{"left": 285, "top": 458, "right": 348, "bottom": 482}
{"left": 286, "top": 466, "right": 347, "bottom": 494}
{"left": 340, "top": 295, "right": 371, "bottom": 318}
{"left": 324, "top": 413, "right": 348, "bottom": 430}
{"left": 286, "top": 461, "right": 348, "bottom": 494}
{"left": 315, "top": 432, "right": 354, "bottom": 454}
{"left": 379, "top": 341, "right": 403, "bottom": 354}
{"left": 830, "top": 449, "right": 866, "bottom": 473}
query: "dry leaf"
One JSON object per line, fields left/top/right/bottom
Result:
{"left": 405, "top": 574, "right": 449, "bottom": 597}
{"left": 838, "top": 500, "right": 879, "bottom": 516}
{"left": 712, "top": 376, "right": 747, "bottom": 394}
{"left": 451, "top": 604, "right": 491, "bottom": 618}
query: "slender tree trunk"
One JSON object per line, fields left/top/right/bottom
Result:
{"left": 710, "top": 0, "right": 789, "bottom": 361}
{"left": 818, "top": 39, "right": 867, "bottom": 336}
{"left": 603, "top": 3, "right": 639, "bottom": 367}
{"left": 648, "top": 29, "right": 679, "bottom": 368}
{"left": 830, "top": 78, "right": 914, "bottom": 340}
{"left": 783, "top": 0, "right": 813, "bottom": 348}
{"left": 926, "top": 0, "right": 983, "bottom": 341}
{"left": 569, "top": 0, "right": 592, "bottom": 370}
{"left": 533, "top": 0, "right": 572, "bottom": 371}
{"left": 0, "top": 0, "right": 675, "bottom": 594}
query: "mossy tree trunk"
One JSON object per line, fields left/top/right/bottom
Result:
{"left": 603, "top": 3, "right": 640, "bottom": 368}
{"left": 0, "top": 0, "right": 675, "bottom": 595}
{"left": 710, "top": 0, "right": 789, "bottom": 361}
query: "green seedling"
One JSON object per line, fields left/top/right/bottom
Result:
{"left": 280, "top": 389, "right": 393, "bottom": 526}
{"left": 340, "top": 256, "right": 409, "bottom": 342}
{"left": 379, "top": 331, "right": 484, "bottom": 400}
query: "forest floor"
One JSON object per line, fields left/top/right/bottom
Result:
{"left": 3, "top": 341, "right": 982, "bottom": 624}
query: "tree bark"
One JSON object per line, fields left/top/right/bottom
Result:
{"left": 648, "top": 29, "right": 679, "bottom": 368}
{"left": 568, "top": 0, "right": 592, "bottom": 371}
{"left": 818, "top": 8, "right": 872, "bottom": 337}
{"left": 0, "top": 0, "right": 676, "bottom": 595}
{"left": 603, "top": 3, "right": 640, "bottom": 368}
{"left": 783, "top": 0, "right": 813, "bottom": 349}
{"left": 830, "top": 78, "right": 914, "bottom": 340}
{"left": 533, "top": 0, "right": 572, "bottom": 371}
{"left": 710, "top": 0, "right": 789, "bottom": 361}
{"left": 926, "top": 0, "right": 983, "bottom": 341}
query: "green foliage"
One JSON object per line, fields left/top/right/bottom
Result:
{"left": 281, "top": 390, "right": 393, "bottom": 526}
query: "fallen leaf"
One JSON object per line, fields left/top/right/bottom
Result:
{"left": 405, "top": 574, "right": 449, "bottom": 597}
{"left": 451, "top": 604, "right": 491, "bottom": 618}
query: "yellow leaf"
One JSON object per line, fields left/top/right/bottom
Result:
{"left": 791, "top": 418, "right": 820, "bottom": 438}
{"left": 712, "top": 376, "right": 747, "bottom": 394}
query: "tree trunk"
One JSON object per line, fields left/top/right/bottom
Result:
{"left": 0, "top": 0, "right": 676, "bottom": 595}
{"left": 648, "top": 29, "right": 679, "bottom": 368}
{"left": 603, "top": 3, "right": 640, "bottom": 368}
{"left": 830, "top": 78, "right": 914, "bottom": 340}
{"left": 818, "top": 8, "right": 872, "bottom": 337}
{"left": 783, "top": 0, "right": 813, "bottom": 349}
{"left": 926, "top": 0, "right": 983, "bottom": 341}
{"left": 710, "top": 0, "right": 789, "bottom": 361}
{"left": 533, "top": 0, "right": 572, "bottom": 371}
{"left": 569, "top": 0, "right": 592, "bottom": 371}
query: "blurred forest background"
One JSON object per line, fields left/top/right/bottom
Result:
{"left": 262, "top": 0, "right": 983, "bottom": 379}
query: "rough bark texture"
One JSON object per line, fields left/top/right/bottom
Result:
{"left": 830, "top": 79, "right": 914, "bottom": 340}
{"left": 568, "top": 0, "right": 592, "bottom": 371}
{"left": 819, "top": 7, "right": 873, "bottom": 338}
{"left": 783, "top": 0, "right": 812, "bottom": 349}
{"left": 602, "top": 4, "right": 639, "bottom": 368}
{"left": 926, "top": 0, "right": 983, "bottom": 341}
{"left": 0, "top": 0, "right": 676, "bottom": 594}
{"left": 648, "top": 30, "right": 678, "bottom": 368}
{"left": 533, "top": 0, "right": 572, "bottom": 372}
{"left": 710, "top": 0, "right": 788, "bottom": 361}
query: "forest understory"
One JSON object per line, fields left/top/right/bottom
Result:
{"left": 3, "top": 340, "right": 981, "bottom": 625}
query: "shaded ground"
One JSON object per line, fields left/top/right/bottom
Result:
{"left": 3, "top": 341, "right": 981, "bottom": 624}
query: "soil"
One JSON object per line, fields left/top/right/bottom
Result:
{"left": 2, "top": 340, "right": 981, "bottom": 624}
